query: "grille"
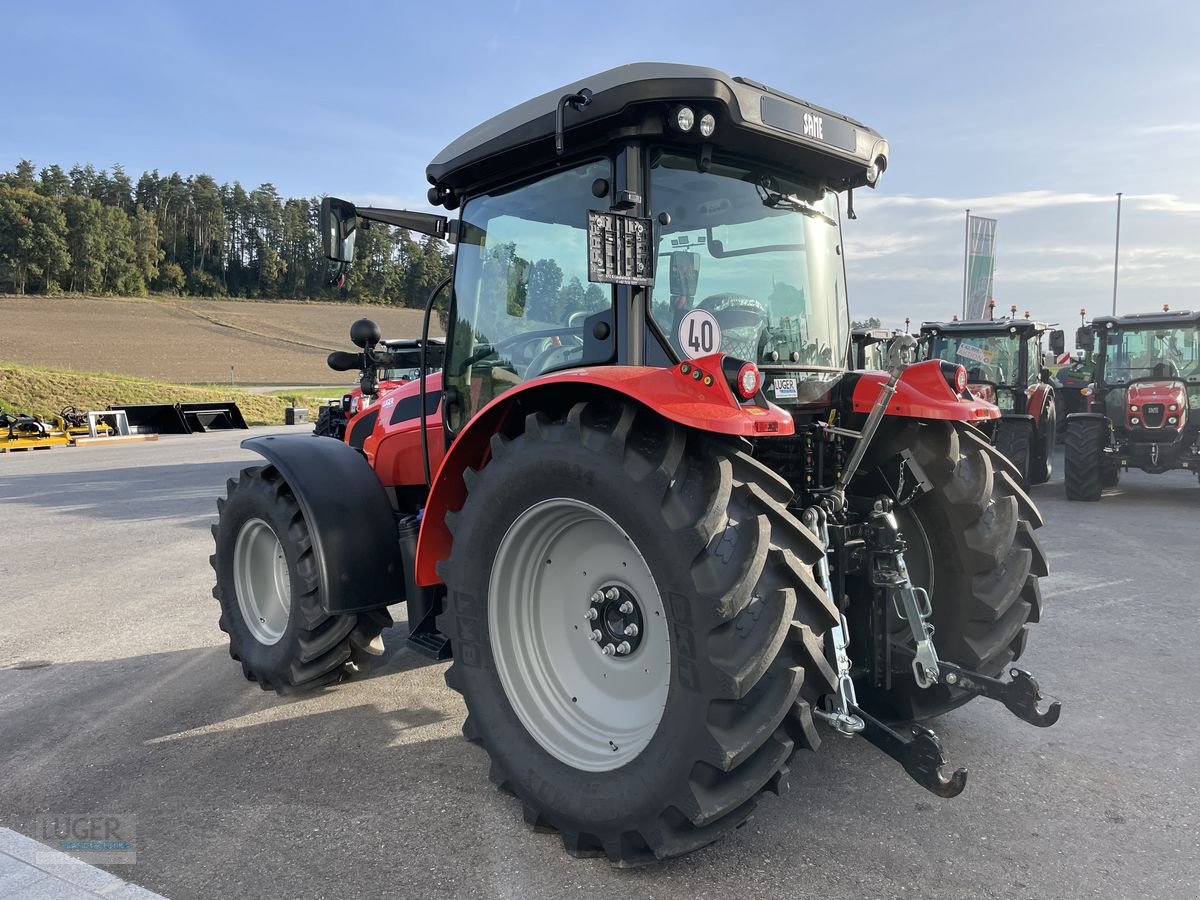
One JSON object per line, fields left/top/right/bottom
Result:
{"left": 1142, "top": 403, "right": 1165, "bottom": 428}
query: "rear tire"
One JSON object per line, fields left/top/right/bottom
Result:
{"left": 854, "top": 421, "right": 1047, "bottom": 722}
{"left": 1029, "top": 403, "right": 1055, "bottom": 485}
{"left": 993, "top": 416, "right": 1033, "bottom": 486}
{"left": 211, "top": 465, "right": 391, "bottom": 691}
{"left": 437, "top": 399, "right": 837, "bottom": 863}
{"left": 1064, "top": 417, "right": 1107, "bottom": 501}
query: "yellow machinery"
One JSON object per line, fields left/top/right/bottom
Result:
{"left": 0, "top": 407, "right": 115, "bottom": 452}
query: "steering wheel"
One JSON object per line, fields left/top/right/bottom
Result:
{"left": 696, "top": 293, "right": 768, "bottom": 360}
{"left": 525, "top": 342, "right": 585, "bottom": 379}
{"left": 492, "top": 326, "right": 584, "bottom": 375}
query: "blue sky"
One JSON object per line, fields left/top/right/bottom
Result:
{"left": 6, "top": 0, "right": 1199, "bottom": 330}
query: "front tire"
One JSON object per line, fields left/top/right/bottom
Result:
{"left": 1029, "top": 403, "right": 1055, "bottom": 485}
{"left": 1064, "top": 417, "right": 1107, "bottom": 501}
{"left": 993, "top": 416, "right": 1033, "bottom": 486}
{"left": 437, "top": 399, "right": 837, "bottom": 863}
{"left": 211, "top": 465, "right": 391, "bottom": 691}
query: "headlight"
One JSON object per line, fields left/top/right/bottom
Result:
{"left": 699, "top": 113, "right": 716, "bottom": 137}
{"left": 1168, "top": 416, "right": 1178, "bottom": 425}
{"left": 1131, "top": 416, "right": 1140, "bottom": 425}
{"left": 1130, "top": 405, "right": 1139, "bottom": 412}
{"left": 349, "top": 395, "right": 360, "bottom": 414}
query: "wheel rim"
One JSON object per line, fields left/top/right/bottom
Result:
{"left": 233, "top": 517, "right": 292, "bottom": 645}
{"left": 489, "top": 498, "right": 670, "bottom": 772}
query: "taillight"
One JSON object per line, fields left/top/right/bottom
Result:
{"left": 944, "top": 364, "right": 968, "bottom": 394}
{"left": 735, "top": 362, "right": 761, "bottom": 400}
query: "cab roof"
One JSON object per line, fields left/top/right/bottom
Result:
{"left": 852, "top": 327, "right": 895, "bottom": 342}
{"left": 1092, "top": 309, "right": 1200, "bottom": 329}
{"left": 921, "top": 318, "right": 1049, "bottom": 336}
{"left": 426, "top": 62, "right": 889, "bottom": 201}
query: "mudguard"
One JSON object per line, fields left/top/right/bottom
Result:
{"left": 414, "top": 356, "right": 793, "bottom": 585}
{"left": 851, "top": 360, "right": 1000, "bottom": 422}
{"left": 243, "top": 434, "right": 404, "bottom": 613}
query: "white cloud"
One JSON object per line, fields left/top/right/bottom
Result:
{"left": 856, "top": 189, "right": 1200, "bottom": 221}
{"left": 1136, "top": 123, "right": 1200, "bottom": 135}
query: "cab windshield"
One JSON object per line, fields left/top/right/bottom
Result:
{"left": 1103, "top": 325, "right": 1200, "bottom": 383}
{"left": 649, "top": 152, "right": 847, "bottom": 369}
{"left": 928, "top": 333, "right": 1020, "bottom": 385}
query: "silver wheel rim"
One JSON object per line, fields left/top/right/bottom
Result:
{"left": 233, "top": 517, "right": 292, "bottom": 645}
{"left": 489, "top": 498, "right": 670, "bottom": 772}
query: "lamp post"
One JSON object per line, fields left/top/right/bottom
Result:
{"left": 1112, "top": 192, "right": 1122, "bottom": 316}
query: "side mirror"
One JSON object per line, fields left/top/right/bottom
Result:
{"left": 1049, "top": 329, "right": 1065, "bottom": 355}
{"left": 350, "top": 318, "right": 381, "bottom": 349}
{"left": 1075, "top": 325, "right": 1095, "bottom": 352}
{"left": 321, "top": 197, "right": 358, "bottom": 263}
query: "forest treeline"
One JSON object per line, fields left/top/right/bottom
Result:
{"left": 0, "top": 159, "right": 450, "bottom": 305}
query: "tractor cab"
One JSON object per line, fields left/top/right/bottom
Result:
{"left": 1065, "top": 309, "right": 1200, "bottom": 496}
{"left": 322, "top": 63, "right": 891, "bottom": 439}
{"left": 850, "top": 326, "right": 897, "bottom": 370}
{"left": 918, "top": 316, "right": 1064, "bottom": 485}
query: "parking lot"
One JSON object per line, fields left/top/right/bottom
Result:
{"left": 1, "top": 428, "right": 1197, "bottom": 900}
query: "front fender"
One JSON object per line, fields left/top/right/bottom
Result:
{"left": 243, "top": 434, "right": 403, "bottom": 613}
{"left": 851, "top": 360, "right": 1000, "bottom": 422}
{"left": 414, "top": 358, "right": 793, "bottom": 586}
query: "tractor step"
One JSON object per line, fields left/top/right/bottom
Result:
{"left": 851, "top": 703, "right": 968, "bottom": 798}
{"left": 406, "top": 608, "right": 451, "bottom": 660}
{"left": 890, "top": 644, "right": 1061, "bottom": 728}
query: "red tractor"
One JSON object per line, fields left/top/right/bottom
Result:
{"left": 1065, "top": 308, "right": 1200, "bottom": 499}
{"left": 313, "top": 331, "right": 445, "bottom": 442}
{"left": 919, "top": 317, "right": 1065, "bottom": 487}
{"left": 209, "top": 64, "right": 1058, "bottom": 863}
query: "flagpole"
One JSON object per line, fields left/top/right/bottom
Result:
{"left": 962, "top": 208, "right": 970, "bottom": 319}
{"left": 1111, "top": 192, "right": 1122, "bottom": 316}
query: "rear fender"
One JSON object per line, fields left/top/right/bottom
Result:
{"left": 413, "top": 358, "right": 793, "bottom": 586}
{"left": 243, "top": 434, "right": 403, "bottom": 613}
{"left": 851, "top": 360, "right": 1000, "bottom": 422}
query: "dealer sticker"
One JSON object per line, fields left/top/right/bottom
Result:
{"left": 956, "top": 343, "right": 993, "bottom": 365}
{"left": 772, "top": 377, "right": 798, "bottom": 400}
{"left": 678, "top": 309, "right": 721, "bottom": 359}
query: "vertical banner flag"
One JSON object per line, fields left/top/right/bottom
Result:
{"left": 965, "top": 215, "right": 997, "bottom": 320}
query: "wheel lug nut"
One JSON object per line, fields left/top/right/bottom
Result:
{"left": 584, "top": 608, "right": 598, "bottom": 621}
{"left": 616, "top": 641, "right": 632, "bottom": 655}
{"left": 624, "top": 623, "right": 638, "bottom": 637}
{"left": 605, "top": 588, "right": 620, "bottom": 601}
{"left": 618, "top": 600, "right": 634, "bottom": 614}
{"left": 590, "top": 590, "right": 604, "bottom": 604}
{"left": 602, "top": 643, "right": 616, "bottom": 656}
{"left": 590, "top": 630, "right": 602, "bottom": 642}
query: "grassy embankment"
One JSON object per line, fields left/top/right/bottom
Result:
{"left": 0, "top": 361, "right": 321, "bottom": 426}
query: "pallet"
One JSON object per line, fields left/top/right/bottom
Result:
{"left": 0, "top": 439, "right": 71, "bottom": 453}
{"left": 72, "top": 434, "right": 160, "bottom": 448}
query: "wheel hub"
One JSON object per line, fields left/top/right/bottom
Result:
{"left": 488, "top": 498, "right": 670, "bottom": 772}
{"left": 585, "top": 585, "right": 644, "bottom": 656}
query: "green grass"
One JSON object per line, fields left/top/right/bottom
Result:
{"left": 0, "top": 361, "right": 323, "bottom": 427}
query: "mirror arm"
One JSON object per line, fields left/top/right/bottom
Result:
{"left": 356, "top": 207, "right": 448, "bottom": 239}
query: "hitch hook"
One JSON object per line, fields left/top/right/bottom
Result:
{"left": 941, "top": 663, "right": 1062, "bottom": 728}
{"left": 853, "top": 705, "right": 968, "bottom": 798}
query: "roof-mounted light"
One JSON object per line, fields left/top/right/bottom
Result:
{"left": 699, "top": 112, "right": 716, "bottom": 137}
{"left": 675, "top": 106, "right": 695, "bottom": 132}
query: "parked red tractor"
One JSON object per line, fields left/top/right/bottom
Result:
{"left": 1065, "top": 308, "right": 1200, "bottom": 499}
{"left": 209, "top": 64, "right": 1058, "bottom": 863}
{"left": 919, "top": 317, "right": 1064, "bottom": 486}
{"left": 313, "top": 333, "right": 445, "bottom": 441}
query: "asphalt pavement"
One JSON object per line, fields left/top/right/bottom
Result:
{"left": 1, "top": 429, "right": 1197, "bottom": 900}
